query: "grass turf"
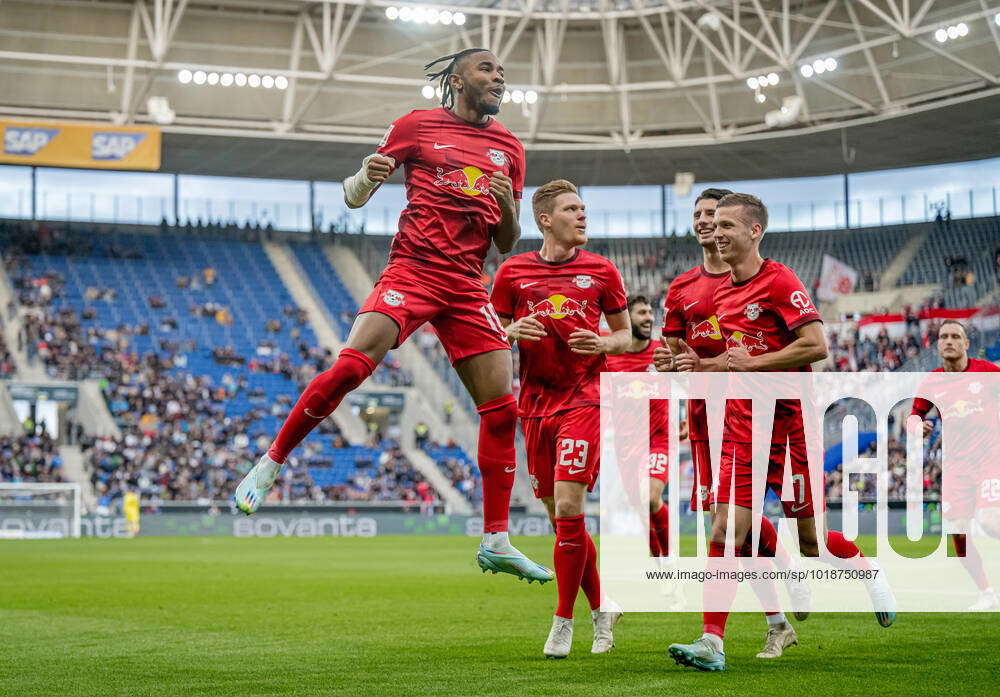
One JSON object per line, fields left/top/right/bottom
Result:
{"left": 1, "top": 535, "right": 996, "bottom": 697}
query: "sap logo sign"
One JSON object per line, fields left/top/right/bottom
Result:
{"left": 92, "top": 132, "right": 146, "bottom": 161}
{"left": 4, "top": 127, "right": 60, "bottom": 155}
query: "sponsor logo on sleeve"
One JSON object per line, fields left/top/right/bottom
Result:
{"left": 789, "top": 290, "right": 815, "bottom": 315}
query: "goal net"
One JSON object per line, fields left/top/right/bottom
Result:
{"left": 0, "top": 482, "right": 82, "bottom": 539}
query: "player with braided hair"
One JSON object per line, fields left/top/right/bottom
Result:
{"left": 233, "top": 49, "right": 555, "bottom": 585}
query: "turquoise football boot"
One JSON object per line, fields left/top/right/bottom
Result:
{"left": 234, "top": 454, "right": 282, "bottom": 515}
{"left": 668, "top": 637, "right": 726, "bottom": 672}
{"left": 476, "top": 545, "right": 554, "bottom": 584}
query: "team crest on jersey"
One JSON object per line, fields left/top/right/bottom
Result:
{"left": 487, "top": 148, "right": 507, "bottom": 167}
{"left": 744, "top": 303, "right": 761, "bottom": 321}
{"left": 574, "top": 275, "right": 593, "bottom": 289}
{"left": 970, "top": 381, "right": 983, "bottom": 394}
{"left": 382, "top": 289, "right": 405, "bottom": 307}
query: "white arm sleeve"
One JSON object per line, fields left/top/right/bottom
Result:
{"left": 343, "top": 154, "right": 394, "bottom": 208}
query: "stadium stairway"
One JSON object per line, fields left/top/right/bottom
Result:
{"left": 322, "top": 243, "right": 541, "bottom": 514}
{"left": 262, "top": 241, "right": 368, "bottom": 445}
{"left": 57, "top": 444, "right": 97, "bottom": 510}
{"left": 0, "top": 262, "right": 36, "bottom": 377}
{"left": 271, "top": 242, "right": 472, "bottom": 513}
{"left": 880, "top": 224, "right": 930, "bottom": 289}
{"left": 0, "top": 383, "right": 20, "bottom": 436}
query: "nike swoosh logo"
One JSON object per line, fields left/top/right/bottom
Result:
{"left": 303, "top": 408, "right": 325, "bottom": 419}
{"left": 504, "top": 466, "right": 517, "bottom": 473}
{"left": 520, "top": 281, "right": 538, "bottom": 288}
{"left": 790, "top": 503, "right": 810, "bottom": 512}
{"left": 558, "top": 541, "right": 581, "bottom": 547}
{"left": 567, "top": 467, "right": 587, "bottom": 475}
{"left": 683, "top": 301, "right": 698, "bottom": 311}
{"left": 433, "top": 143, "right": 455, "bottom": 149}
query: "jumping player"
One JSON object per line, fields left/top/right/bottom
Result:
{"left": 655, "top": 188, "right": 809, "bottom": 659}
{"left": 911, "top": 320, "right": 1000, "bottom": 611}
{"left": 666, "top": 193, "right": 895, "bottom": 672}
{"left": 491, "top": 180, "right": 631, "bottom": 658}
{"left": 233, "top": 48, "right": 552, "bottom": 583}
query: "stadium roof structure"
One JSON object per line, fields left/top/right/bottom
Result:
{"left": 2, "top": 0, "right": 1000, "bottom": 183}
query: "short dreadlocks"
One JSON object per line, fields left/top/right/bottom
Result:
{"left": 424, "top": 48, "right": 492, "bottom": 109}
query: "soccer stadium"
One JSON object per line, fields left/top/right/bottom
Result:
{"left": 2, "top": 0, "right": 1000, "bottom": 694}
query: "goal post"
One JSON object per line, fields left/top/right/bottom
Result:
{"left": 0, "top": 482, "right": 82, "bottom": 539}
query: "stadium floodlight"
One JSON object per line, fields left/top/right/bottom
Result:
{"left": 813, "top": 59, "right": 826, "bottom": 74}
{"left": 275, "top": 75, "right": 288, "bottom": 90}
{"left": 399, "top": 6, "right": 413, "bottom": 21}
{"left": 996, "top": 12, "right": 1000, "bottom": 27}
{"left": 427, "top": 9, "right": 439, "bottom": 24}
{"left": 502, "top": 91, "right": 511, "bottom": 103}
{"left": 956, "top": 23, "right": 969, "bottom": 37}
{"left": 207, "top": 72, "right": 219, "bottom": 85}
{"left": 261, "top": 75, "right": 275, "bottom": 89}
{"left": 248, "top": 74, "right": 261, "bottom": 88}
{"left": 525, "top": 90, "right": 538, "bottom": 104}
{"left": 767, "top": 72, "right": 780, "bottom": 86}
{"left": 413, "top": 7, "right": 427, "bottom": 23}
{"left": 421, "top": 84, "right": 435, "bottom": 99}
{"left": 178, "top": 69, "right": 192, "bottom": 84}
{"left": 440, "top": 10, "right": 453, "bottom": 25}
{"left": 935, "top": 28, "right": 948, "bottom": 42}
{"left": 435, "top": 86, "right": 443, "bottom": 98}
{"left": 453, "top": 12, "right": 466, "bottom": 25}
{"left": 511, "top": 89, "right": 524, "bottom": 104}
{"left": 192, "top": 70, "right": 207, "bottom": 85}
{"left": 235, "top": 73, "right": 247, "bottom": 86}
{"left": 220, "top": 73, "right": 234, "bottom": 87}
{"left": 755, "top": 93, "right": 766, "bottom": 103}
{"left": 947, "top": 25, "right": 959, "bottom": 40}
{"left": 824, "top": 57, "right": 837, "bottom": 72}
{"left": 747, "top": 76, "right": 759, "bottom": 89}
{"left": 696, "top": 12, "right": 722, "bottom": 32}
{"left": 800, "top": 63, "right": 814, "bottom": 78}
{"left": 386, "top": 6, "right": 399, "bottom": 20}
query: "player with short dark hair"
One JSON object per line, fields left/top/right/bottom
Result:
{"left": 491, "top": 179, "right": 631, "bottom": 657}
{"left": 234, "top": 48, "right": 554, "bottom": 584}
{"left": 666, "top": 192, "right": 896, "bottom": 672}
{"left": 911, "top": 319, "right": 1000, "bottom": 611}
{"left": 654, "top": 188, "right": 808, "bottom": 658}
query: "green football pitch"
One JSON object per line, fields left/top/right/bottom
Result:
{"left": 2, "top": 536, "right": 997, "bottom": 697}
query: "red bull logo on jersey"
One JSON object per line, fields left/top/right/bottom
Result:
{"left": 433, "top": 166, "right": 491, "bottom": 197}
{"left": 942, "top": 399, "right": 985, "bottom": 419}
{"left": 615, "top": 379, "right": 662, "bottom": 399}
{"left": 689, "top": 315, "right": 723, "bottom": 341}
{"left": 727, "top": 329, "right": 768, "bottom": 353}
{"left": 527, "top": 294, "right": 588, "bottom": 320}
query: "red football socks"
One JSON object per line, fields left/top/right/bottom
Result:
{"left": 953, "top": 534, "right": 990, "bottom": 591}
{"left": 825, "top": 529, "right": 870, "bottom": 572}
{"left": 649, "top": 525, "right": 662, "bottom": 557}
{"left": 554, "top": 515, "right": 588, "bottom": 618}
{"left": 477, "top": 394, "right": 518, "bottom": 533}
{"left": 651, "top": 502, "right": 670, "bottom": 557}
{"left": 580, "top": 530, "right": 601, "bottom": 611}
{"left": 703, "top": 541, "right": 738, "bottom": 639}
{"left": 268, "top": 348, "right": 375, "bottom": 464}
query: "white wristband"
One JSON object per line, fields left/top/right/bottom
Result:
{"left": 343, "top": 154, "right": 386, "bottom": 207}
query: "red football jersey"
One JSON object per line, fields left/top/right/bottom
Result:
{"left": 713, "top": 259, "right": 822, "bottom": 444}
{"left": 911, "top": 358, "right": 1000, "bottom": 475}
{"left": 605, "top": 341, "right": 669, "bottom": 448}
{"left": 376, "top": 107, "right": 525, "bottom": 278}
{"left": 491, "top": 249, "right": 628, "bottom": 417}
{"left": 663, "top": 265, "right": 730, "bottom": 441}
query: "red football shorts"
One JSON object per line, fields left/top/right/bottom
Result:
{"left": 359, "top": 261, "right": 510, "bottom": 364}
{"left": 689, "top": 440, "right": 713, "bottom": 512}
{"left": 521, "top": 406, "right": 600, "bottom": 499}
{"left": 647, "top": 400, "right": 669, "bottom": 484}
{"left": 944, "top": 471, "right": 1000, "bottom": 521}
{"left": 712, "top": 440, "right": 821, "bottom": 518}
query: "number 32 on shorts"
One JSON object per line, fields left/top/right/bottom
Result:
{"left": 559, "top": 438, "right": 590, "bottom": 475}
